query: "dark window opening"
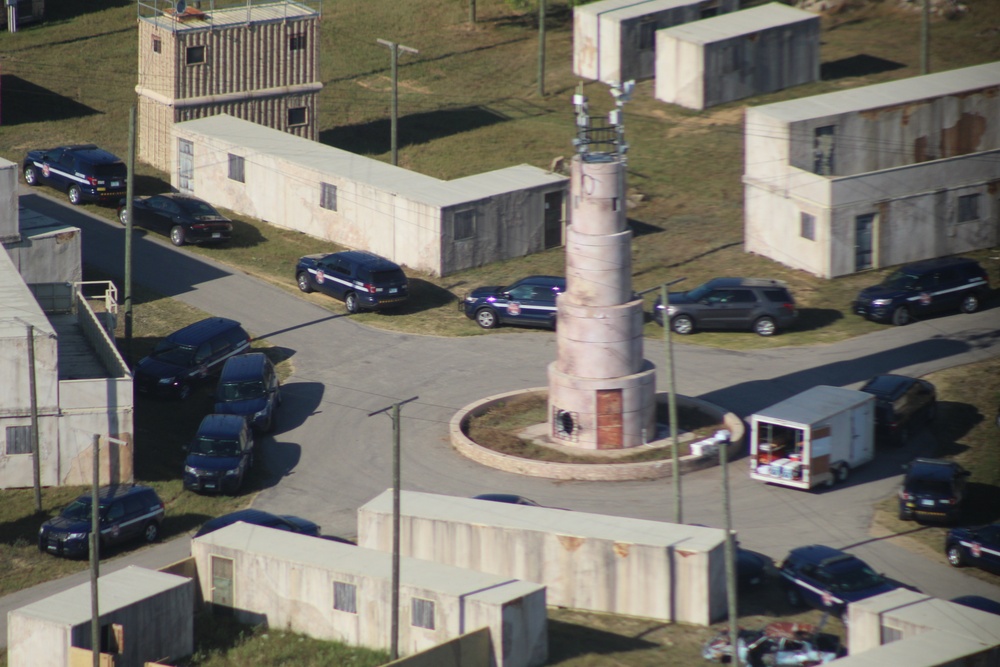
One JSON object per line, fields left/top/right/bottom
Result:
{"left": 957, "top": 194, "right": 980, "bottom": 222}
{"left": 289, "top": 34, "right": 307, "bottom": 51}
{"left": 152, "top": 35, "right": 162, "bottom": 54}
{"left": 454, "top": 210, "right": 475, "bottom": 240}
{"left": 801, "top": 212, "right": 816, "bottom": 240}
{"left": 186, "top": 45, "right": 206, "bottom": 65}
{"left": 321, "top": 182, "right": 338, "bottom": 211}
{"left": 5, "top": 426, "right": 32, "bottom": 455}
{"left": 288, "top": 107, "right": 307, "bottom": 127}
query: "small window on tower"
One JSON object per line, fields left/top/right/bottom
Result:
{"left": 288, "top": 107, "right": 307, "bottom": 127}
{"left": 186, "top": 45, "right": 206, "bottom": 65}
{"left": 289, "top": 34, "right": 307, "bottom": 51}
{"left": 152, "top": 35, "right": 162, "bottom": 54}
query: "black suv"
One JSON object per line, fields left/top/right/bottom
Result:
{"left": 296, "top": 250, "right": 408, "bottom": 313}
{"left": 898, "top": 458, "right": 970, "bottom": 523}
{"left": 23, "top": 144, "right": 128, "bottom": 205}
{"left": 653, "top": 277, "right": 797, "bottom": 336}
{"left": 183, "top": 413, "right": 255, "bottom": 495}
{"left": 214, "top": 352, "right": 282, "bottom": 433}
{"left": 463, "top": 275, "right": 565, "bottom": 329}
{"left": 779, "top": 544, "right": 900, "bottom": 617}
{"left": 858, "top": 374, "right": 937, "bottom": 446}
{"left": 38, "top": 485, "right": 165, "bottom": 558}
{"left": 853, "top": 256, "right": 989, "bottom": 326}
{"left": 134, "top": 317, "right": 251, "bottom": 399}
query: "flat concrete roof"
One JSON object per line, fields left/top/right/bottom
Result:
{"left": 175, "top": 115, "right": 566, "bottom": 209}
{"left": 195, "top": 522, "right": 545, "bottom": 600}
{"left": 853, "top": 589, "right": 1000, "bottom": 644}
{"left": 752, "top": 385, "right": 871, "bottom": 426}
{"left": 658, "top": 2, "right": 816, "bottom": 43}
{"left": 834, "top": 631, "right": 995, "bottom": 666}
{"left": 0, "top": 246, "right": 51, "bottom": 339}
{"left": 141, "top": 0, "right": 318, "bottom": 32}
{"left": 18, "top": 208, "right": 80, "bottom": 240}
{"left": 10, "top": 567, "right": 190, "bottom": 627}
{"left": 577, "top": 0, "right": 709, "bottom": 19}
{"left": 749, "top": 61, "right": 1000, "bottom": 123}
{"left": 361, "top": 490, "right": 726, "bottom": 552}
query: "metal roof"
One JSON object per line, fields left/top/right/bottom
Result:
{"left": 360, "top": 490, "right": 727, "bottom": 552}
{"left": 657, "top": 2, "right": 816, "bottom": 44}
{"left": 10, "top": 567, "right": 190, "bottom": 626}
{"left": 0, "top": 245, "right": 51, "bottom": 340}
{"left": 831, "top": 631, "right": 996, "bottom": 667}
{"left": 174, "top": 115, "right": 566, "bottom": 209}
{"left": 750, "top": 61, "right": 1000, "bottom": 123}
{"left": 195, "top": 522, "right": 545, "bottom": 600}
{"left": 752, "top": 385, "right": 873, "bottom": 426}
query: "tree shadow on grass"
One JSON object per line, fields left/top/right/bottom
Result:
{"left": 0, "top": 75, "right": 100, "bottom": 125}
{"left": 821, "top": 54, "right": 905, "bottom": 80}
{"left": 547, "top": 618, "right": 661, "bottom": 662}
{"left": 793, "top": 308, "right": 844, "bottom": 332}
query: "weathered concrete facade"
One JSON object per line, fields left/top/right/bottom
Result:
{"left": 744, "top": 62, "right": 1000, "bottom": 278}
{"left": 171, "top": 115, "right": 568, "bottom": 276}
{"left": 358, "top": 490, "right": 728, "bottom": 626}
{"left": 191, "top": 523, "right": 548, "bottom": 667}
{"left": 573, "top": 0, "right": 739, "bottom": 84}
{"left": 7, "top": 567, "right": 194, "bottom": 667}
{"left": 655, "top": 3, "right": 820, "bottom": 110}
{"left": 136, "top": 0, "right": 322, "bottom": 171}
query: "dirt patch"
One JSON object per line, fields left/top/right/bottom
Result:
{"left": 664, "top": 106, "right": 746, "bottom": 139}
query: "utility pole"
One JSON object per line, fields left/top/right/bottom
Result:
{"left": 25, "top": 323, "right": 41, "bottom": 513}
{"left": 368, "top": 395, "right": 418, "bottom": 661}
{"left": 376, "top": 39, "right": 419, "bottom": 167}
{"left": 469, "top": 0, "right": 476, "bottom": 24}
{"left": 537, "top": 0, "right": 547, "bottom": 97}
{"left": 90, "top": 433, "right": 100, "bottom": 667}
{"left": 920, "top": 0, "right": 930, "bottom": 75}
{"left": 124, "top": 106, "right": 136, "bottom": 364}
{"left": 719, "top": 430, "right": 740, "bottom": 667}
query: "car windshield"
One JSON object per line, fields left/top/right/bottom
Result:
{"left": 828, "top": 565, "right": 884, "bottom": 593}
{"left": 880, "top": 270, "right": 920, "bottom": 289}
{"left": 190, "top": 438, "right": 241, "bottom": 457}
{"left": 60, "top": 500, "right": 109, "bottom": 521}
{"left": 685, "top": 283, "right": 715, "bottom": 301}
{"left": 150, "top": 340, "right": 196, "bottom": 366}
{"left": 218, "top": 380, "right": 265, "bottom": 401}
{"left": 182, "top": 199, "right": 221, "bottom": 217}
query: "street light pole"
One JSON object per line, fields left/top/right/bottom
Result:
{"left": 376, "top": 39, "right": 419, "bottom": 167}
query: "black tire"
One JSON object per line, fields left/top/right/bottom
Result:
{"left": 671, "top": 314, "right": 694, "bottom": 335}
{"left": 24, "top": 165, "right": 38, "bottom": 186}
{"left": 177, "top": 384, "right": 192, "bottom": 400}
{"left": 296, "top": 272, "right": 313, "bottom": 293}
{"left": 946, "top": 544, "right": 965, "bottom": 567}
{"left": 344, "top": 292, "right": 360, "bottom": 314}
{"left": 118, "top": 208, "right": 128, "bottom": 225}
{"left": 143, "top": 522, "right": 160, "bottom": 544}
{"left": 835, "top": 463, "right": 849, "bottom": 484}
{"left": 68, "top": 185, "right": 83, "bottom": 206}
{"left": 170, "top": 225, "right": 186, "bottom": 246}
{"left": 786, "top": 586, "right": 804, "bottom": 608}
{"left": 891, "top": 306, "right": 911, "bottom": 326}
{"left": 753, "top": 316, "right": 777, "bottom": 337}
{"left": 959, "top": 292, "right": 980, "bottom": 314}
{"left": 264, "top": 413, "right": 276, "bottom": 434}
{"left": 475, "top": 308, "right": 499, "bottom": 329}
{"left": 898, "top": 506, "right": 912, "bottom": 521}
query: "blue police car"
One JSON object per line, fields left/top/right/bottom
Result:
{"left": 462, "top": 275, "right": 565, "bottom": 329}
{"left": 779, "top": 544, "right": 901, "bottom": 617}
{"left": 23, "top": 144, "right": 128, "bottom": 205}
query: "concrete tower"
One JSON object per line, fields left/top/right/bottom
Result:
{"left": 547, "top": 84, "right": 656, "bottom": 450}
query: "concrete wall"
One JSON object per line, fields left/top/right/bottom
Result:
{"left": 0, "top": 159, "right": 17, "bottom": 242}
{"left": 386, "top": 628, "right": 492, "bottom": 667}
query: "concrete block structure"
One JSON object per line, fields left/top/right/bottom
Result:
{"left": 838, "top": 589, "right": 1000, "bottom": 666}
{"left": 191, "top": 522, "right": 548, "bottom": 667}
{"left": 136, "top": 0, "right": 322, "bottom": 172}
{"left": 358, "top": 490, "right": 728, "bottom": 626}
{"left": 744, "top": 61, "right": 1000, "bottom": 278}
{"left": 655, "top": 3, "right": 820, "bottom": 110}
{"left": 171, "top": 115, "right": 568, "bottom": 276}
{"left": 7, "top": 566, "right": 194, "bottom": 667}
{"left": 0, "top": 0, "right": 44, "bottom": 31}
{"left": 573, "top": 0, "right": 739, "bottom": 84}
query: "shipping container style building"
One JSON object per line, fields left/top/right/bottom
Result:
{"left": 171, "top": 114, "right": 569, "bottom": 276}
{"left": 655, "top": 3, "right": 820, "bottom": 110}
{"left": 7, "top": 566, "right": 194, "bottom": 667}
{"left": 0, "top": 0, "right": 44, "bottom": 31}
{"left": 136, "top": 0, "right": 322, "bottom": 172}
{"left": 191, "top": 523, "right": 548, "bottom": 667}
{"left": 358, "top": 490, "right": 728, "bottom": 626}
{"left": 744, "top": 61, "right": 1000, "bottom": 278}
{"left": 573, "top": 0, "right": 739, "bottom": 84}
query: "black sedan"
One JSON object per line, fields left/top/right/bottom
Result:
{"left": 118, "top": 193, "right": 232, "bottom": 246}
{"left": 946, "top": 522, "right": 1000, "bottom": 572}
{"left": 194, "top": 509, "right": 320, "bottom": 538}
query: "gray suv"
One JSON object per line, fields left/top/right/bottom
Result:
{"left": 653, "top": 277, "right": 797, "bottom": 336}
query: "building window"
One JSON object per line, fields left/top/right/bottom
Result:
{"left": 412, "top": 598, "right": 435, "bottom": 630}
{"left": 186, "top": 45, "right": 206, "bottom": 65}
{"left": 5, "top": 426, "right": 33, "bottom": 455}
{"left": 814, "top": 126, "right": 835, "bottom": 175}
{"left": 957, "top": 194, "right": 980, "bottom": 222}
{"left": 454, "top": 209, "right": 475, "bottom": 240}
{"left": 228, "top": 154, "right": 245, "bottom": 183}
{"left": 321, "top": 183, "right": 338, "bottom": 211}
{"left": 289, "top": 34, "right": 307, "bottom": 51}
{"left": 152, "top": 35, "right": 161, "bottom": 54}
{"left": 178, "top": 139, "right": 194, "bottom": 192}
{"left": 333, "top": 581, "right": 357, "bottom": 613}
{"left": 800, "top": 212, "right": 815, "bottom": 241}
{"left": 288, "top": 107, "right": 307, "bottom": 127}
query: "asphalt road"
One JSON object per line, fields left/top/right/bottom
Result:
{"left": 5, "top": 190, "right": 1000, "bottom": 643}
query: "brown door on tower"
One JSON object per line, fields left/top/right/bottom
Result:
{"left": 596, "top": 389, "right": 623, "bottom": 449}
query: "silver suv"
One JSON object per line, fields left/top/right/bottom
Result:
{"left": 653, "top": 277, "right": 797, "bottom": 337}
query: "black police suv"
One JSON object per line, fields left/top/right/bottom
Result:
{"left": 946, "top": 522, "right": 1000, "bottom": 572}
{"left": 214, "top": 352, "right": 282, "bottom": 433}
{"left": 194, "top": 509, "right": 321, "bottom": 538}
{"left": 463, "top": 275, "right": 565, "bottom": 329}
{"left": 38, "top": 485, "right": 165, "bottom": 558}
{"left": 134, "top": 317, "right": 251, "bottom": 399}
{"left": 183, "top": 413, "right": 255, "bottom": 495}
{"left": 853, "top": 256, "right": 989, "bottom": 326}
{"left": 898, "top": 458, "right": 970, "bottom": 523}
{"left": 779, "top": 544, "right": 900, "bottom": 617}
{"left": 23, "top": 144, "right": 128, "bottom": 205}
{"left": 653, "top": 277, "right": 797, "bottom": 337}
{"left": 118, "top": 193, "right": 233, "bottom": 247}
{"left": 296, "top": 250, "right": 408, "bottom": 313}
{"left": 858, "top": 374, "right": 937, "bottom": 446}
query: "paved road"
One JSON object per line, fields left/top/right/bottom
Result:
{"left": 5, "top": 190, "right": 1000, "bottom": 641}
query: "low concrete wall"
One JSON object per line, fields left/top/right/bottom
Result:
{"left": 386, "top": 627, "right": 492, "bottom": 667}
{"left": 450, "top": 388, "right": 744, "bottom": 481}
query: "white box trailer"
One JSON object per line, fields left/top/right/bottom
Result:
{"left": 749, "top": 385, "right": 875, "bottom": 490}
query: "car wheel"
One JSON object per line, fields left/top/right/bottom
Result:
{"left": 671, "top": 315, "right": 694, "bottom": 335}
{"left": 835, "top": 463, "right": 850, "bottom": 483}
{"left": 344, "top": 292, "right": 360, "bottom": 314}
{"left": 296, "top": 272, "right": 313, "bottom": 293}
{"left": 753, "top": 316, "right": 776, "bottom": 337}
{"left": 118, "top": 208, "right": 128, "bottom": 225}
{"left": 67, "top": 185, "right": 83, "bottom": 206}
{"left": 177, "top": 384, "right": 192, "bottom": 400}
{"left": 170, "top": 225, "right": 186, "bottom": 246}
{"left": 475, "top": 308, "right": 499, "bottom": 329}
{"left": 786, "top": 586, "right": 804, "bottom": 607}
{"left": 264, "top": 413, "right": 276, "bottom": 433}
{"left": 947, "top": 545, "right": 965, "bottom": 567}
{"left": 959, "top": 292, "right": 980, "bottom": 314}
{"left": 24, "top": 165, "right": 38, "bottom": 186}
{"left": 898, "top": 506, "right": 912, "bottom": 521}
{"left": 143, "top": 522, "right": 160, "bottom": 543}
{"left": 891, "top": 306, "right": 911, "bottom": 326}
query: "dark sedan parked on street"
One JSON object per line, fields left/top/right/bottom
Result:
{"left": 118, "top": 193, "right": 233, "bottom": 246}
